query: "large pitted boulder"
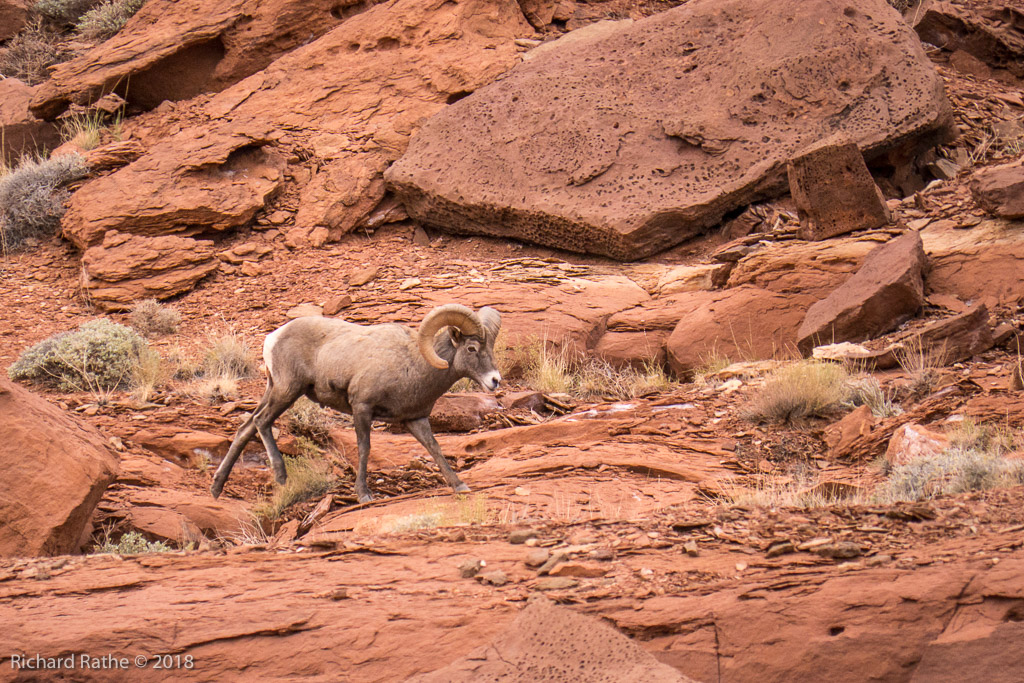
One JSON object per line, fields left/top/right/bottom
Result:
{"left": 797, "top": 232, "right": 927, "bottom": 355}
{"left": 386, "top": 0, "right": 954, "bottom": 260}
{"left": 59, "top": 0, "right": 530, "bottom": 253}
{"left": 0, "top": 378, "right": 119, "bottom": 557}
{"left": 0, "top": 79, "right": 61, "bottom": 165}
{"left": 971, "top": 159, "right": 1024, "bottom": 219}
{"left": 29, "top": 0, "right": 388, "bottom": 119}
{"left": 80, "top": 232, "right": 220, "bottom": 311}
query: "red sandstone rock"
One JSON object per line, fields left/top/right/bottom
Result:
{"left": 726, "top": 237, "right": 879, "bottom": 299}
{"left": 79, "top": 232, "right": 219, "bottom": 311}
{"left": 62, "top": 137, "right": 287, "bottom": 248}
{"left": 29, "top": 0, "right": 390, "bottom": 119}
{"left": 787, "top": 139, "right": 891, "bottom": 241}
{"left": 885, "top": 423, "right": 949, "bottom": 468}
{"left": 911, "top": 304, "right": 994, "bottom": 365}
{"left": 386, "top": 0, "right": 953, "bottom": 260}
{"left": 59, "top": 0, "right": 529, "bottom": 261}
{"left": 131, "top": 428, "right": 231, "bottom": 467}
{"left": 0, "top": 378, "right": 118, "bottom": 558}
{"left": 915, "top": 2, "right": 1024, "bottom": 83}
{"left": 429, "top": 393, "right": 501, "bottom": 433}
{"left": 0, "top": 79, "right": 60, "bottom": 165}
{"left": 797, "top": 232, "right": 926, "bottom": 355}
{"left": 922, "top": 219, "right": 1024, "bottom": 309}
{"left": 971, "top": 158, "right": 1024, "bottom": 219}
{"left": 414, "top": 599, "right": 691, "bottom": 681}
{"left": 824, "top": 405, "right": 876, "bottom": 459}
{"left": 663, "top": 286, "right": 815, "bottom": 377}
{"left": 0, "top": 0, "right": 29, "bottom": 42}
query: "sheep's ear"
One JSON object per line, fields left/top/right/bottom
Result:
{"left": 449, "top": 328, "right": 464, "bottom": 345}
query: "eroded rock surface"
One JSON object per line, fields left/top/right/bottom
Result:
{"left": 79, "top": 232, "right": 220, "bottom": 311}
{"left": 971, "top": 158, "right": 1024, "bottom": 218}
{"left": 387, "top": 0, "right": 953, "bottom": 259}
{"left": 0, "top": 379, "right": 118, "bottom": 557}
{"left": 0, "top": 79, "right": 60, "bottom": 164}
{"left": 29, "top": 0, "right": 389, "bottom": 119}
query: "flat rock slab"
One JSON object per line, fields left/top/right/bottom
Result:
{"left": 386, "top": 0, "right": 953, "bottom": 260}
{"left": 797, "top": 232, "right": 927, "bottom": 355}
{"left": 0, "top": 79, "right": 60, "bottom": 165}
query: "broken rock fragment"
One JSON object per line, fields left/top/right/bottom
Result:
{"left": 787, "top": 138, "right": 891, "bottom": 241}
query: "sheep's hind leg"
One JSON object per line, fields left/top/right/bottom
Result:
{"left": 353, "top": 406, "right": 374, "bottom": 504}
{"left": 255, "top": 388, "right": 303, "bottom": 485}
{"left": 405, "top": 417, "right": 470, "bottom": 494}
{"left": 212, "top": 381, "right": 273, "bottom": 498}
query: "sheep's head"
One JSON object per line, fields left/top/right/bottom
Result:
{"left": 418, "top": 304, "right": 502, "bottom": 391}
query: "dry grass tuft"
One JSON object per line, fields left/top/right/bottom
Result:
{"left": 894, "top": 335, "right": 946, "bottom": 397}
{"left": 844, "top": 374, "right": 902, "bottom": 418}
{"left": 129, "top": 298, "right": 181, "bottom": 337}
{"left": 743, "top": 360, "right": 849, "bottom": 423}
{"left": 513, "top": 338, "right": 673, "bottom": 400}
{"left": 286, "top": 397, "right": 334, "bottom": 448}
{"left": 130, "top": 344, "right": 166, "bottom": 403}
{"left": 253, "top": 455, "right": 334, "bottom": 522}
{"left": 202, "top": 330, "right": 258, "bottom": 380}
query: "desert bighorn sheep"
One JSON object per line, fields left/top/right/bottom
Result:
{"left": 210, "top": 304, "right": 502, "bottom": 503}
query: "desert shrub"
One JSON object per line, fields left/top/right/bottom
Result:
{"left": 75, "top": 0, "right": 145, "bottom": 39}
{"left": 286, "top": 397, "right": 334, "bottom": 447}
{"left": 35, "top": 0, "right": 101, "bottom": 24}
{"left": 0, "top": 153, "right": 87, "bottom": 253}
{"left": 946, "top": 417, "right": 1019, "bottom": 456}
{"left": 95, "top": 530, "right": 172, "bottom": 554}
{"left": 253, "top": 455, "right": 334, "bottom": 521}
{"left": 129, "top": 298, "right": 181, "bottom": 337}
{"left": 875, "top": 447, "right": 1024, "bottom": 503}
{"left": 202, "top": 330, "right": 258, "bottom": 380}
{"left": 0, "top": 21, "right": 75, "bottom": 84}
{"left": 743, "top": 360, "right": 849, "bottom": 423}
{"left": 844, "top": 375, "right": 901, "bottom": 418}
{"left": 8, "top": 318, "right": 147, "bottom": 392}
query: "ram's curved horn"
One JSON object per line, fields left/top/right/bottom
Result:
{"left": 477, "top": 307, "right": 502, "bottom": 342}
{"left": 417, "top": 304, "right": 482, "bottom": 369}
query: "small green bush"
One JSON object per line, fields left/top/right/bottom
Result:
{"left": 75, "top": 0, "right": 145, "bottom": 40}
{"left": 35, "top": 0, "right": 102, "bottom": 24}
{"left": 95, "top": 530, "right": 172, "bottom": 554}
{"left": 0, "top": 22, "right": 76, "bottom": 84}
{"left": 875, "top": 447, "right": 1024, "bottom": 503}
{"left": 129, "top": 298, "right": 181, "bottom": 337}
{"left": 0, "top": 153, "right": 88, "bottom": 253}
{"left": 8, "top": 318, "right": 148, "bottom": 392}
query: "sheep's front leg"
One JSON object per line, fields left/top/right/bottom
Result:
{"left": 353, "top": 406, "right": 374, "bottom": 504}
{"left": 405, "top": 417, "right": 470, "bottom": 494}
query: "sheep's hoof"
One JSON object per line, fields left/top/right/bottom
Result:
{"left": 454, "top": 483, "right": 471, "bottom": 494}
{"left": 358, "top": 492, "right": 374, "bottom": 504}
{"left": 210, "top": 484, "right": 222, "bottom": 499}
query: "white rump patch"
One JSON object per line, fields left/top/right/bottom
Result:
{"left": 263, "top": 325, "right": 287, "bottom": 379}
